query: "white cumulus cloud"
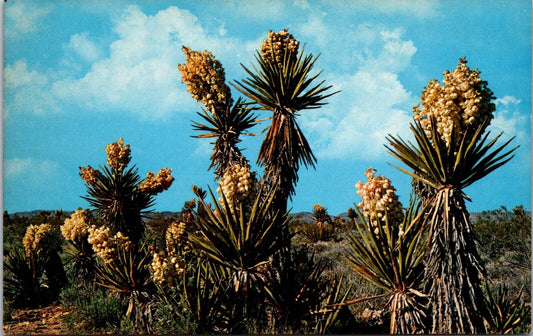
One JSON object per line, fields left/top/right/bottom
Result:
{"left": 299, "top": 25, "right": 416, "bottom": 160}
{"left": 50, "top": 5, "right": 246, "bottom": 120}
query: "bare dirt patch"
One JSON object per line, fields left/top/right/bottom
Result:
{"left": 3, "top": 303, "right": 72, "bottom": 335}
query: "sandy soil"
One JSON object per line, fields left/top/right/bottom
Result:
{"left": 3, "top": 303, "right": 72, "bottom": 335}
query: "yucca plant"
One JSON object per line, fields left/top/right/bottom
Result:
{"left": 188, "top": 183, "right": 289, "bottom": 331}
{"left": 61, "top": 209, "right": 97, "bottom": 285}
{"left": 80, "top": 138, "right": 174, "bottom": 245}
{"left": 179, "top": 47, "right": 257, "bottom": 179}
{"left": 94, "top": 242, "right": 155, "bottom": 333}
{"left": 192, "top": 98, "right": 258, "bottom": 178}
{"left": 344, "top": 197, "right": 429, "bottom": 334}
{"left": 263, "top": 246, "right": 349, "bottom": 333}
{"left": 82, "top": 164, "right": 153, "bottom": 245}
{"left": 4, "top": 248, "right": 49, "bottom": 308}
{"left": 233, "top": 29, "right": 338, "bottom": 213}
{"left": 485, "top": 284, "right": 531, "bottom": 334}
{"left": 385, "top": 58, "right": 519, "bottom": 333}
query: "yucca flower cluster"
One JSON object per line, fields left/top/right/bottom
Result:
{"left": 355, "top": 168, "right": 404, "bottom": 233}
{"left": 413, "top": 58, "right": 495, "bottom": 147}
{"left": 138, "top": 168, "right": 175, "bottom": 194}
{"left": 150, "top": 222, "right": 187, "bottom": 285}
{"left": 23, "top": 223, "right": 53, "bottom": 256}
{"left": 61, "top": 209, "right": 93, "bottom": 243}
{"left": 105, "top": 137, "right": 131, "bottom": 171}
{"left": 178, "top": 46, "right": 232, "bottom": 114}
{"left": 312, "top": 203, "right": 332, "bottom": 226}
{"left": 87, "top": 225, "right": 132, "bottom": 264}
{"left": 260, "top": 29, "right": 299, "bottom": 66}
{"left": 165, "top": 221, "right": 188, "bottom": 255}
{"left": 216, "top": 164, "right": 256, "bottom": 208}
{"left": 79, "top": 165, "right": 101, "bottom": 185}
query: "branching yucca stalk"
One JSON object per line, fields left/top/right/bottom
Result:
{"left": 386, "top": 118, "right": 518, "bottom": 333}
{"left": 344, "top": 199, "right": 429, "bottom": 334}
{"left": 80, "top": 138, "right": 174, "bottom": 245}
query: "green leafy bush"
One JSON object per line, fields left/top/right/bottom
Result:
{"left": 61, "top": 285, "right": 127, "bottom": 333}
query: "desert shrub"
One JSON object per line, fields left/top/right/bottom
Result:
{"left": 60, "top": 285, "right": 127, "bottom": 334}
{"left": 474, "top": 206, "right": 531, "bottom": 300}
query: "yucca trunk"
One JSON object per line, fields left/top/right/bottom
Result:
{"left": 389, "top": 291, "right": 427, "bottom": 334}
{"left": 424, "top": 187, "right": 487, "bottom": 333}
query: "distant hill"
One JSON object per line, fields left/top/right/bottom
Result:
{"left": 6, "top": 209, "right": 529, "bottom": 224}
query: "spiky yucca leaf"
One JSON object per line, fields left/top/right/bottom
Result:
{"left": 486, "top": 284, "right": 531, "bottom": 334}
{"left": 344, "top": 200, "right": 428, "bottom": 334}
{"left": 192, "top": 98, "right": 258, "bottom": 178}
{"left": 190, "top": 185, "right": 287, "bottom": 284}
{"left": 385, "top": 117, "right": 518, "bottom": 193}
{"left": 82, "top": 165, "right": 154, "bottom": 244}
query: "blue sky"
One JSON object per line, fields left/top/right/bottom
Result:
{"left": 3, "top": 0, "right": 531, "bottom": 215}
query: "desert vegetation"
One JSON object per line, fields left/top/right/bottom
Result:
{"left": 3, "top": 29, "right": 531, "bottom": 334}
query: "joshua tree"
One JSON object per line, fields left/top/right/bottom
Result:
{"left": 386, "top": 58, "right": 518, "bottom": 333}
{"left": 178, "top": 47, "right": 257, "bottom": 179}
{"left": 233, "top": 29, "right": 338, "bottom": 214}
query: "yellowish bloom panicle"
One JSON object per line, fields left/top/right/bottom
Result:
{"left": 79, "top": 165, "right": 100, "bottom": 185}
{"left": 105, "top": 137, "right": 131, "bottom": 171}
{"left": 413, "top": 58, "right": 495, "bottom": 147}
{"left": 178, "top": 46, "right": 232, "bottom": 114}
{"left": 355, "top": 168, "right": 404, "bottom": 232}
{"left": 216, "top": 164, "right": 255, "bottom": 208}
{"left": 23, "top": 223, "right": 53, "bottom": 256}
{"left": 150, "top": 250, "right": 184, "bottom": 286}
{"left": 165, "top": 221, "right": 188, "bottom": 255}
{"left": 88, "top": 225, "right": 132, "bottom": 264}
{"left": 150, "top": 221, "right": 187, "bottom": 285}
{"left": 138, "top": 168, "right": 175, "bottom": 194}
{"left": 261, "top": 29, "right": 299, "bottom": 66}
{"left": 61, "top": 209, "right": 92, "bottom": 242}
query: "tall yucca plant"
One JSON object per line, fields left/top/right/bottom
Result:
{"left": 386, "top": 117, "right": 518, "bottom": 333}
{"left": 233, "top": 30, "right": 338, "bottom": 212}
{"left": 192, "top": 97, "right": 258, "bottom": 178}
{"left": 344, "top": 199, "right": 429, "bottom": 334}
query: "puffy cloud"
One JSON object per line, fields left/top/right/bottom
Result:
{"left": 4, "top": 1, "right": 53, "bottom": 37}
{"left": 299, "top": 26, "right": 416, "bottom": 160}
{"left": 4, "top": 60, "right": 48, "bottom": 90}
{"left": 4, "top": 60, "right": 59, "bottom": 116}
{"left": 491, "top": 95, "right": 529, "bottom": 143}
{"left": 64, "top": 32, "right": 103, "bottom": 63}
{"left": 50, "top": 5, "right": 247, "bottom": 120}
